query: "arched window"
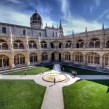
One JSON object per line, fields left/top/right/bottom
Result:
{"left": 39, "top": 32, "right": 41, "bottom": 36}
{"left": 30, "top": 53, "right": 37, "bottom": 63}
{"left": 106, "top": 40, "right": 109, "bottom": 48}
{"left": 53, "top": 32, "right": 54, "bottom": 37}
{"left": 41, "top": 41, "right": 47, "bottom": 49}
{"left": 50, "top": 43, "right": 54, "bottom": 48}
{"left": 103, "top": 54, "right": 109, "bottom": 67}
{"left": 76, "top": 39, "right": 84, "bottom": 48}
{"left": 0, "top": 39, "right": 8, "bottom": 50}
{"left": 65, "top": 52, "right": 71, "bottom": 60}
{"left": 42, "top": 52, "right": 48, "bottom": 61}
{"left": 95, "top": 41, "right": 100, "bottom": 48}
{"left": 89, "top": 38, "right": 100, "bottom": 48}
{"left": 2, "top": 27, "right": 6, "bottom": 33}
{"left": 13, "top": 40, "right": 24, "bottom": 49}
{"left": 59, "top": 42, "right": 62, "bottom": 48}
{"left": 65, "top": 41, "right": 72, "bottom": 48}
{"left": 87, "top": 53, "right": 100, "bottom": 65}
{"left": 14, "top": 54, "right": 25, "bottom": 65}
{"left": 74, "top": 52, "right": 83, "bottom": 63}
{"left": 0, "top": 55, "right": 9, "bottom": 68}
{"left": 76, "top": 43, "right": 79, "bottom": 48}
{"left": 89, "top": 42, "right": 94, "bottom": 48}
{"left": 29, "top": 41, "right": 37, "bottom": 49}
{"left": 23, "top": 29, "right": 26, "bottom": 35}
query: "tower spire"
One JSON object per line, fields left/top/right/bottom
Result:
{"left": 46, "top": 23, "right": 47, "bottom": 27}
{"left": 102, "top": 23, "right": 104, "bottom": 30}
{"left": 85, "top": 26, "right": 87, "bottom": 32}
{"left": 59, "top": 20, "right": 63, "bottom": 29}
{"left": 52, "top": 23, "right": 54, "bottom": 28}
{"left": 72, "top": 30, "right": 74, "bottom": 36}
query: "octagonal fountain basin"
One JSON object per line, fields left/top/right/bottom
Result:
{"left": 42, "top": 72, "right": 67, "bottom": 82}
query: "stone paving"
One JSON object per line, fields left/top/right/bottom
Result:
{"left": 0, "top": 71, "right": 109, "bottom": 109}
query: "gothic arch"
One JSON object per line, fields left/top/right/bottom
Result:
{"left": 13, "top": 40, "right": 24, "bottom": 49}
{"left": 29, "top": 40, "right": 37, "bottom": 49}
{"left": 0, "top": 39, "right": 8, "bottom": 50}
{"left": 73, "top": 52, "right": 83, "bottom": 63}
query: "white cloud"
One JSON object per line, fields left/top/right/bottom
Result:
{"left": 59, "top": 0, "right": 71, "bottom": 19}
{"left": 97, "top": 9, "right": 109, "bottom": 20}
{"left": 95, "top": 0, "right": 101, "bottom": 7}
{"left": 0, "top": 5, "right": 30, "bottom": 26}
{"left": 90, "top": 6, "right": 94, "bottom": 13}
{"left": 58, "top": 0, "right": 102, "bottom": 35}
{"left": 7, "top": 0, "right": 22, "bottom": 4}
{"left": 0, "top": 4, "right": 58, "bottom": 29}
{"left": 63, "top": 18, "right": 102, "bottom": 35}
{"left": 0, "top": 0, "right": 103, "bottom": 36}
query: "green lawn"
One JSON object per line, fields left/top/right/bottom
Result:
{"left": 0, "top": 80, "right": 45, "bottom": 109}
{"left": 62, "top": 65, "right": 108, "bottom": 75}
{"left": 63, "top": 80, "right": 109, "bottom": 109}
{"left": 7, "top": 65, "right": 53, "bottom": 75}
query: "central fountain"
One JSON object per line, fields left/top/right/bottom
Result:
{"left": 42, "top": 64, "right": 67, "bottom": 82}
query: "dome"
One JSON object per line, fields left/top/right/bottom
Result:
{"left": 30, "top": 11, "right": 42, "bottom": 23}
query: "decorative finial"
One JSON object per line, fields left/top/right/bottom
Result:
{"left": 72, "top": 30, "right": 74, "bottom": 36}
{"left": 85, "top": 26, "right": 87, "bottom": 32}
{"left": 57, "top": 25, "right": 58, "bottom": 28}
{"left": 59, "top": 20, "right": 63, "bottom": 29}
{"left": 46, "top": 23, "right": 47, "bottom": 27}
{"left": 102, "top": 23, "right": 104, "bottom": 30}
{"left": 52, "top": 23, "right": 54, "bottom": 28}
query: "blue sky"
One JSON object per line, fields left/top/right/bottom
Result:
{"left": 0, "top": 0, "right": 109, "bottom": 35}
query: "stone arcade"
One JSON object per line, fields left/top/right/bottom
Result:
{"left": 0, "top": 11, "right": 109, "bottom": 70}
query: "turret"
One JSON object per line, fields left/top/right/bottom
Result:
{"left": 30, "top": 11, "right": 42, "bottom": 29}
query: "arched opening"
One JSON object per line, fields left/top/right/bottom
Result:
{"left": 65, "top": 52, "right": 71, "bottom": 61}
{"left": 2, "top": 27, "right": 6, "bottom": 33}
{"left": 65, "top": 41, "right": 72, "bottom": 48}
{"left": 51, "top": 52, "right": 61, "bottom": 62}
{"left": 29, "top": 41, "right": 37, "bottom": 49}
{"left": 0, "top": 39, "right": 8, "bottom": 50}
{"left": 14, "top": 54, "right": 25, "bottom": 67}
{"left": 50, "top": 43, "right": 54, "bottom": 48}
{"left": 95, "top": 41, "right": 100, "bottom": 48}
{"left": 23, "top": 29, "right": 26, "bottom": 35}
{"left": 42, "top": 52, "right": 48, "bottom": 61}
{"left": 89, "top": 38, "right": 100, "bottom": 48}
{"left": 59, "top": 42, "right": 62, "bottom": 48}
{"left": 30, "top": 53, "right": 37, "bottom": 64}
{"left": 106, "top": 40, "right": 109, "bottom": 48}
{"left": 40, "top": 41, "right": 47, "bottom": 49}
{"left": 103, "top": 54, "right": 109, "bottom": 68}
{"left": 86, "top": 52, "right": 100, "bottom": 66}
{"left": 89, "top": 42, "right": 94, "bottom": 48}
{"left": 76, "top": 43, "right": 79, "bottom": 48}
{"left": 76, "top": 39, "right": 84, "bottom": 48}
{"left": 13, "top": 40, "right": 24, "bottom": 49}
{"left": 0, "top": 55, "right": 9, "bottom": 69}
{"left": 73, "top": 52, "right": 83, "bottom": 64}
{"left": 50, "top": 41, "right": 62, "bottom": 49}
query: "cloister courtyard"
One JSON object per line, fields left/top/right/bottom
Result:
{"left": 0, "top": 64, "right": 109, "bottom": 109}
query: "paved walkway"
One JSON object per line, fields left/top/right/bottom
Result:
{"left": 0, "top": 72, "right": 109, "bottom": 109}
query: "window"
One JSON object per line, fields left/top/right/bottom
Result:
{"left": 2, "top": 27, "right": 6, "bottom": 33}
{"left": 23, "top": 29, "right": 26, "bottom": 35}
{"left": 39, "top": 32, "right": 41, "bottom": 36}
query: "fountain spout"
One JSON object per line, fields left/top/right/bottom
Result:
{"left": 53, "top": 64, "right": 61, "bottom": 72}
